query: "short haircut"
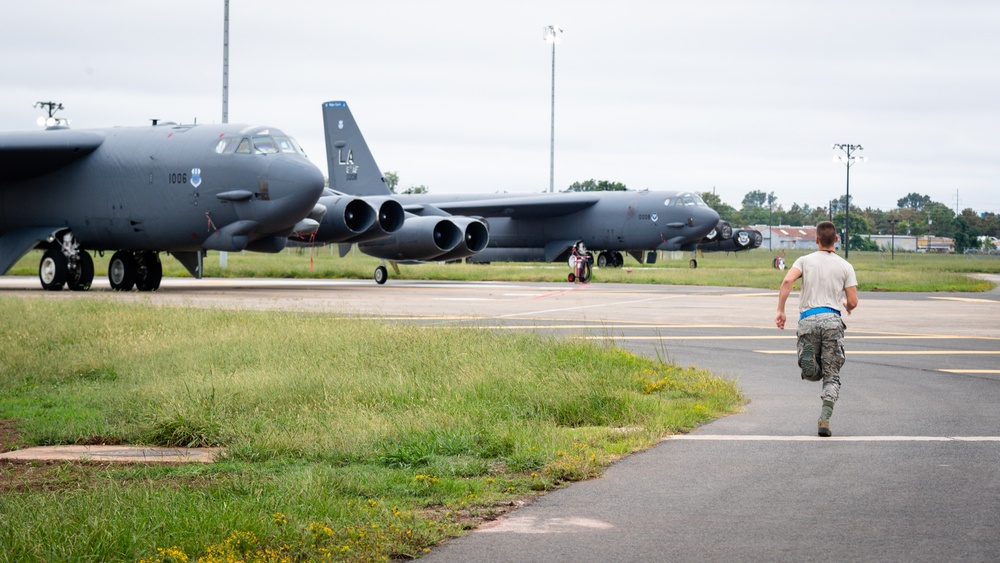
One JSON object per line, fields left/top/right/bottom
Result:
{"left": 816, "top": 221, "right": 837, "bottom": 247}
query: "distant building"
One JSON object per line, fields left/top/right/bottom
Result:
{"left": 916, "top": 236, "right": 955, "bottom": 253}
{"left": 754, "top": 226, "right": 954, "bottom": 253}
{"left": 866, "top": 234, "right": 918, "bottom": 252}
{"left": 752, "top": 226, "right": 831, "bottom": 251}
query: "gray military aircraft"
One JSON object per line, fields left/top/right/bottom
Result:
{"left": 0, "top": 109, "right": 326, "bottom": 291}
{"left": 321, "top": 101, "right": 732, "bottom": 283}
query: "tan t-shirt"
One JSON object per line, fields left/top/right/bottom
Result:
{"left": 790, "top": 251, "right": 858, "bottom": 314}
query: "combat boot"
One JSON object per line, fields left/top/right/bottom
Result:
{"left": 818, "top": 419, "right": 832, "bottom": 437}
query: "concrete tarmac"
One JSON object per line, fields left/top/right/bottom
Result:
{"left": 2, "top": 274, "right": 999, "bottom": 560}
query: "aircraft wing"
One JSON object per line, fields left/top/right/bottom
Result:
{"left": 402, "top": 193, "right": 601, "bottom": 220}
{"left": 0, "top": 130, "right": 105, "bottom": 182}
{"left": 0, "top": 226, "right": 62, "bottom": 275}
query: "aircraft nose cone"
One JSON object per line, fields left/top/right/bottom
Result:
{"left": 695, "top": 206, "right": 721, "bottom": 237}
{"left": 268, "top": 157, "right": 325, "bottom": 196}
{"left": 259, "top": 157, "right": 325, "bottom": 234}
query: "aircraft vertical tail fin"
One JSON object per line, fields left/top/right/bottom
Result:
{"left": 322, "top": 101, "right": 391, "bottom": 196}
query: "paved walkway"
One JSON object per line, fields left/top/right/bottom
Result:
{"left": 0, "top": 445, "right": 221, "bottom": 463}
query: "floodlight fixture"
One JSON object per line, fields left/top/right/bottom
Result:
{"left": 543, "top": 25, "right": 563, "bottom": 44}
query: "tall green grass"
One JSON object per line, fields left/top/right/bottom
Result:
{"left": 10, "top": 247, "right": 998, "bottom": 291}
{"left": 0, "top": 298, "right": 743, "bottom": 562}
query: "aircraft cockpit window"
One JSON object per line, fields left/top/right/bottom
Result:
{"left": 236, "top": 138, "right": 252, "bottom": 154}
{"left": 674, "top": 193, "right": 704, "bottom": 206}
{"left": 252, "top": 136, "right": 279, "bottom": 154}
{"left": 274, "top": 136, "right": 301, "bottom": 154}
{"left": 214, "top": 138, "right": 239, "bottom": 154}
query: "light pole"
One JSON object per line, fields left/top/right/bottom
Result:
{"left": 887, "top": 217, "right": 899, "bottom": 260}
{"left": 832, "top": 143, "right": 866, "bottom": 259}
{"left": 544, "top": 25, "right": 562, "bottom": 193}
{"left": 220, "top": 0, "right": 231, "bottom": 270}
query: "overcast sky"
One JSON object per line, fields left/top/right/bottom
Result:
{"left": 3, "top": 1, "right": 998, "bottom": 214}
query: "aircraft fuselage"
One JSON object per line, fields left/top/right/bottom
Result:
{"left": 1, "top": 123, "right": 324, "bottom": 253}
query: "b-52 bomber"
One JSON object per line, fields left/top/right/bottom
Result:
{"left": 0, "top": 110, "right": 327, "bottom": 291}
{"left": 321, "top": 100, "right": 736, "bottom": 283}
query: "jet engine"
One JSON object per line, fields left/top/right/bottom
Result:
{"left": 305, "top": 194, "right": 376, "bottom": 243}
{"left": 700, "top": 220, "right": 734, "bottom": 243}
{"left": 431, "top": 217, "right": 489, "bottom": 262}
{"left": 358, "top": 216, "right": 463, "bottom": 261}
{"left": 344, "top": 196, "right": 406, "bottom": 244}
{"left": 697, "top": 228, "right": 763, "bottom": 252}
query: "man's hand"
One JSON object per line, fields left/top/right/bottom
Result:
{"left": 775, "top": 311, "right": 786, "bottom": 330}
{"left": 842, "top": 297, "right": 852, "bottom": 315}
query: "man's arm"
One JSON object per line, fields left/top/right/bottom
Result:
{"left": 775, "top": 267, "right": 802, "bottom": 330}
{"left": 842, "top": 286, "right": 858, "bottom": 315}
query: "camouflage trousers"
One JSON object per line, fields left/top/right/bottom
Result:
{"left": 796, "top": 313, "right": 846, "bottom": 404}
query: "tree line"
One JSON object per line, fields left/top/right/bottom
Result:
{"left": 699, "top": 189, "right": 998, "bottom": 253}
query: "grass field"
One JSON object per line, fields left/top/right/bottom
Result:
{"left": 9, "top": 246, "right": 1000, "bottom": 292}
{"left": 0, "top": 298, "right": 743, "bottom": 562}
{"left": 2, "top": 246, "right": 995, "bottom": 560}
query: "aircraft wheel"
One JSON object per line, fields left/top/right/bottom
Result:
{"left": 612, "top": 252, "right": 624, "bottom": 268}
{"left": 136, "top": 253, "right": 162, "bottom": 292}
{"left": 689, "top": 259, "right": 698, "bottom": 269}
{"left": 39, "top": 248, "right": 68, "bottom": 291}
{"left": 374, "top": 265, "right": 388, "bottom": 285}
{"left": 67, "top": 252, "right": 95, "bottom": 291}
{"left": 109, "top": 251, "right": 137, "bottom": 291}
{"left": 597, "top": 252, "right": 609, "bottom": 268}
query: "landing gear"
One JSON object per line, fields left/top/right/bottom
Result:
{"left": 597, "top": 251, "right": 624, "bottom": 268}
{"left": 374, "top": 265, "right": 388, "bottom": 285}
{"left": 38, "top": 233, "right": 95, "bottom": 291}
{"left": 109, "top": 251, "right": 162, "bottom": 292}
{"left": 136, "top": 253, "right": 163, "bottom": 292}
{"left": 39, "top": 248, "right": 68, "bottom": 291}
{"left": 109, "top": 251, "right": 137, "bottom": 291}
{"left": 689, "top": 259, "right": 698, "bottom": 269}
{"left": 67, "top": 252, "right": 94, "bottom": 291}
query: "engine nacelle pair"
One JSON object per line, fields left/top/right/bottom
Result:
{"left": 302, "top": 194, "right": 405, "bottom": 244}
{"left": 698, "top": 228, "right": 763, "bottom": 252}
{"left": 700, "top": 220, "right": 734, "bottom": 243}
{"left": 359, "top": 215, "right": 488, "bottom": 262}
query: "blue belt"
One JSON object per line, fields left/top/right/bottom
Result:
{"left": 800, "top": 307, "right": 841, "bottom": 320}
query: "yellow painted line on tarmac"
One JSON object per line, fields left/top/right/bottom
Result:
{"left": 755, "top": 350, "right": 1000, "bottom": 355}
{"left": 939, "top": 369, "right": 1000, "bottom": 374}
